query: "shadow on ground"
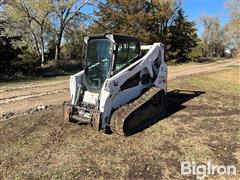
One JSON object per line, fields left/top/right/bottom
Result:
{"left": 127, "top": 89, "right": 206, "bottom": 136}
{"left": 69, "top": 89, "right": 205, "bottom": 136}
{"left": 166, "top": 89, "right": 205, "bottom": 116}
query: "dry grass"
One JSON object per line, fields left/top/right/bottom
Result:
{"left": 0, "top": 76, "right": 69, "bottom": 91}
{"left": 0, "top": 66, "right": 239, "bottom": 179}
{"left": 184, "top": 67, "right": 240, "bottom": 96}
{"left": 207, "top": 67, "right": 240, "bottom": 84}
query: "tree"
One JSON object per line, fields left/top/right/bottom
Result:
{"left": 147, "top": 0, "right": 183, "bottom": 44}
{"left": 0, "top": 0, "right": 6, "bottom": 33}
{"left": 200, "top": 15, "right": 225, "bottom": 57}
{"left": 0, "top": 1, "right": 24, "bottom": 76}
{"left": 224, "top": 0, "right": 240, "bottom": 52}
{"left": 50, "top": 0, "right": 93, "bottom": 61}
{"left": 2, "top": 0, "right": 52, "bottom": 66}
{"left": 90, "top": 0, "right": 182, "bottom": 44}
{"left": 2, "top": 0, "right": 92, "bottom": 64}
{"left": 62, "top": 23, "right": 86, "bottom": 61}
{"left": 168, "top": 8, "right": 198, "bottom": 62}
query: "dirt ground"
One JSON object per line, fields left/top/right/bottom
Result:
{"left": 0, "top": 59, "right": 239, "bottom": 179}
{"left": 0, "top": 58, "right": 239, "bottom": 119}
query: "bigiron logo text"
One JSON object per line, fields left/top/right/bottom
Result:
{"left": 181, "top": 161, "right": 237, "bottom": 179}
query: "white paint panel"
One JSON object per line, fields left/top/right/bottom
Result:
{"left": 83, "top": 91, "right": 99, "bottom": 105}
{"left": 112, "top": 86, "right": 142, "bottom": 109}
{"left": 70, "top": 70, "right": 84, "bottom": 104}
{"left": 141, "top": 45, "right": 152, "bottom": 50}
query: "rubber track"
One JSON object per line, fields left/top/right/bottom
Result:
{"left": 110, "top": 87, "right": 160, "bottom": 135}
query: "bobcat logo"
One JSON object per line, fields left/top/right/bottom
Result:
{"left": 113, "top": 81, "right": 119, "bottom": 87}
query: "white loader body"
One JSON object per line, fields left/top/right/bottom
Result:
{"left": 69, "top": 37, "right": 167, "bottom": 129}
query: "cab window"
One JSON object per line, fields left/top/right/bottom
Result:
{"left": 114, "top": 40, "right": 140, "bottom": 74}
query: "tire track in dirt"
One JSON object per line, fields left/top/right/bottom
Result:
{"left": 0, "top": 79, "right": 69, "bottom": 118}
{"left": 0, "top": 64, "right": 240, "bottom": 179}
{"left": 0, "top": 58, "right": 239, "bottom": 120}
{"left": 0, "top": 89, "right": 68, "bottom": 105}
{"left": 0, "top": 91, "right": 69, "bottom": 119}
{"left": 0, "top": 79, "right": 68, "bottom": 93}
{"left": 168, "top": 59, "right": 240, "bottom": 80}
{"left": 0, "top": 81, "right": 68, "bottom": 101}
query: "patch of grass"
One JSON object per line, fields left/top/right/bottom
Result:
{"left": 176, "top": 67, "right": 240, "bottom": 95}
{"left": 208, "top": 67, "right": 240, "bottom": 84}
{"left": 187, "top": 77, "right": 239, "bottom": 95}
{"left": 0, "top": 76, "right": 69, "bottom": 90}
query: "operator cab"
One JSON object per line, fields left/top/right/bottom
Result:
{"left": 83, "top": 33, "right": 141, "bottom": 92}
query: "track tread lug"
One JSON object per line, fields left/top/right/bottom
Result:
{"left": 111, "top": 87, "right": 161, "bottom": 135}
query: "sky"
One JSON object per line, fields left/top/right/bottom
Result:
{"left": 81, "top": 0, "right": 230, "bottom": 37}
{"left": 183, "top": 0, "right": 229, "bottom": 36}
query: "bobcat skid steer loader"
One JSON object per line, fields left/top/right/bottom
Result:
{"left": 63, "top": 33, "right": 167, "bottom": 135}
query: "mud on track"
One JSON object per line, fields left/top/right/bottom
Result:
{"left": 0, "top": 64, "right": 239, "bottom": 179}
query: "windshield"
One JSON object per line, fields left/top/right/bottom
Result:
{"left": 84, "top": 39, "right": 112, "bottom": 90}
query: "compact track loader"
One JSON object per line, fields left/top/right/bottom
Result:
{"left": 63, "top": 33, "right": 167, "bottom": 135}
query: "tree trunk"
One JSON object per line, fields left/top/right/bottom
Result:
{"left": 40, "top": 21, "right": 45, "bottom": 67}
{"left": 40, "top": 36, "right": 45, "bottom": 67}
{"left": 31, "top": 31, "right": 41, "bottom": 58}
{"left": 54, "top": 43, "right": 61, "bottom": 61}
{"left": 54, "top": 28, "right": 64, "bottom": 61}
